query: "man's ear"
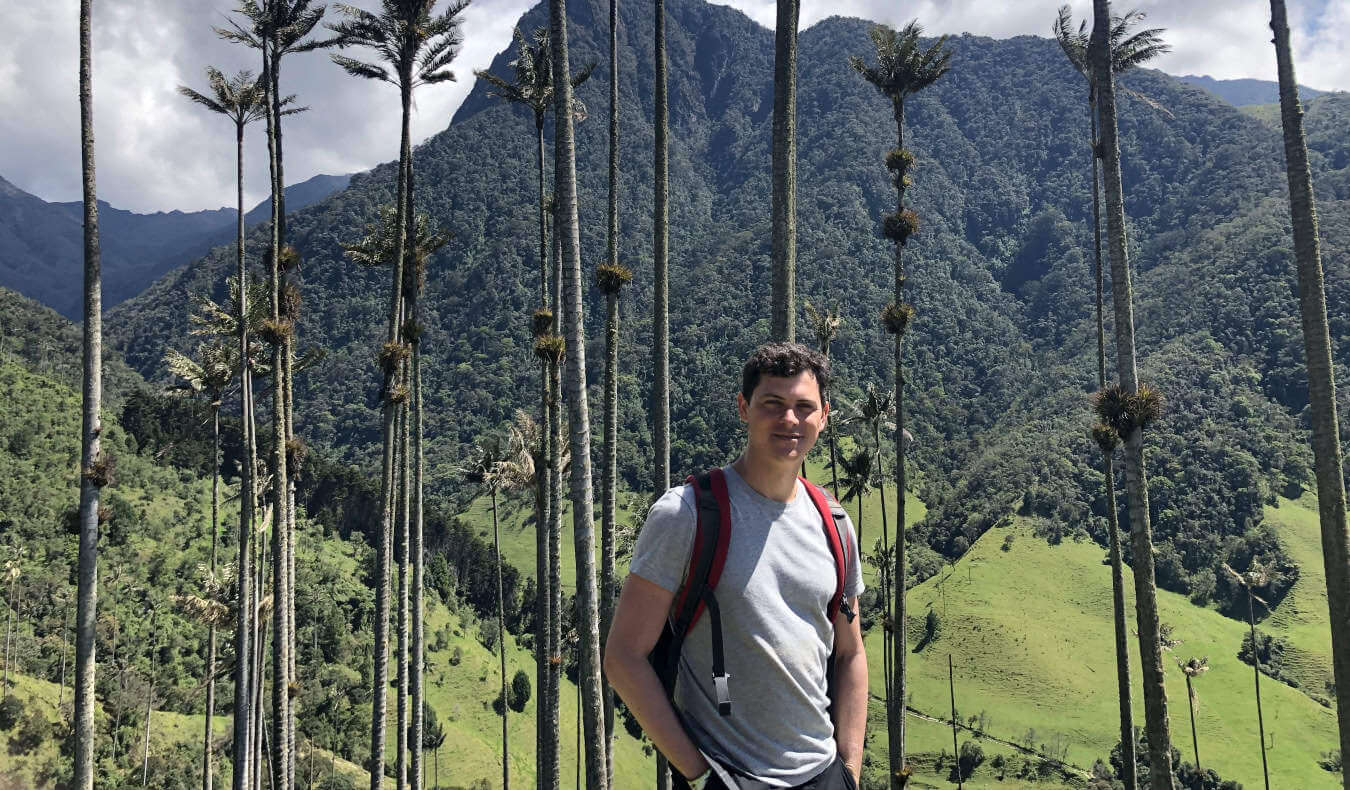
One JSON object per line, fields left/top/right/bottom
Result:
{"left": 736, "top": 392, "right": 748, "bottom": 422}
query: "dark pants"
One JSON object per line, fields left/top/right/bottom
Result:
{"left": 699, "top": 757, "right": 856, "bottom": 790}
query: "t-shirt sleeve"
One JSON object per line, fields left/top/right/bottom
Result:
{"left": 628, "top": 485, "right": 697, "bottom": 594}
{"left": 842, "top": 510, "right": 864, "bottom": 599}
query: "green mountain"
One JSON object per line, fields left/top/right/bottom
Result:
{"left": 0, "top": 172, "right": 348, "bottom": 319}
{"left": 104, "top": 0, "right": 1350, "bottom": 628}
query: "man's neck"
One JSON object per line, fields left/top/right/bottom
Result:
{"left": 731, "top": 452, "right": 799, "bottom": 503}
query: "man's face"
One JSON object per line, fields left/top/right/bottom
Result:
{"left": 737, "top": 370, "right": 829, "bottom": 468}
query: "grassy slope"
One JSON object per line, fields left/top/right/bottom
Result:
{"left": 871, "top": 513, "right": 1339, "bottom": 789}
{"left": 1263, "top": 493, "right": 1336, "bottom": 696}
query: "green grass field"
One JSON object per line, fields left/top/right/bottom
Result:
{"left": 866, "top": 509, "right": 1340, "bottom": 789}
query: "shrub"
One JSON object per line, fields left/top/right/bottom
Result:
{"left": 510, "top": 669, "right": 531, "bottom": 712}
{"left": 477, "top": 617, "right": 499, "bottom": 653}
{"left": 0, "top": 696, "right": 22, "bottom": 731}
{"left": 958, "top": 741, "right": 986, "bottom": 777}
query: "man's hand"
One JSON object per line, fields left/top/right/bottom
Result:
{"left": 603, "top": 573, "right": 709, "bottom": 781}
{"left": 830, "top": 595, "right": 867, "bottom": 784}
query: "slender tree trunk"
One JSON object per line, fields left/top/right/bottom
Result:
{"left": 548, "top": 2, "right": 608, "bottom": 784}
{"left": 770, "top": 0, "right": 798, "bottom": 342}
{"left": 397, "top": 392, "right": 410, "bottom": 790}
{"left": 205, "top": 406, "right": 221, "bottom": 790}
{"left": 887, "top": 98, "right": 909, "bottom": 790}
{"left": 3, "top": 576, "right": 13, "bottom": 698}
{"left": 1091, "top": 3, "right": 1174, "bottom": 786}
{"left": 1091, "top": 85, "right": 1137, "bottom": 790}
{"left": 371, "top": 75, "right": 413, "bottom": 790}
{"left": 602, "top": 1, "right": 620, "bottom": 782}
{"left": 265, "top": 32, "right": 292, "bottom": 789}
{"left": 599, "top": 287, "right": 619, "bottom": 788}
{"left": 1103, "top": 454, "right": 1136, "bottom": 788}
{"left": 544, "top": 204, "right": 565, "bottom": 790}
{"left": 234, "top": 119, "right": 256, "bottom": 790}
{"left": 535, "top": 116, "right": 553, "bottom": 790}
{"left": 1184, "top": 675, "right": 1199, "bottom": 772}
{"left": 1270, "top": 7, "right": 1350, "bottom": 788}
{"left": 411, "top": 260, "right": 426, "bottom": 790}
{"left": 74, "top": 3, "right": 102, "bottom": 785}
{"left": 875, "top": 423, "right": 888, "bottom": 562}
{"left": 493, "top": 489, "right": 510, "bottom": 790}
{"left": 60, "top": 601, "right": 70, "bottom": 714}
{"left": 948, "top": 655, "right": 961, "bottom": 789}
{"left": 652, "top": 0, "right": 671, "bottom": 496}
{"left": 1246, "top": 592, "right": 1272, "bottom": 790}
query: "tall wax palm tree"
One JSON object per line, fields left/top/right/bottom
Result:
{"left": 1053, "top": 10, "right": 1168, "bottom": 776}
{"left": 653, "top": 0, "right": 671, "bottom": 500}
{"left": 803, "top": 301, "right": 841, "bottom": 497}
{"left": 473, "top": 41, "right": 590, "bottom": 783}
{"left": 329, "top": 5, "right": 469, "bottom": 787}
{"left": 770, "top": 0, "right": 798, "bottom": 341}
{"left": 596, "top": 260, "right": 631, "bottom": 781}
{"left": 177, "top": 71, "right": 268, "bottom": 790}
{"left": 74, "top": 3, "right": 103, "bottom": 786}
{"left": 1177, "top": 656, "right": 1208, "bottom": 772}
{"left": 850, "top": 25, "right": 950, "bottom": 786}
{"left": 218, "top": 7, "right": 329, "bottom": 787}
{"left": 165, "top": 341, "right": 238, "bottom": 790}
{"left": 547, "top": 0, "right": 607, "bottom": 784}
{"left": 1090, "top": 2, "right": 1174, "bottom": 786}
{"left": 1269, "top": 5, "right": 1350, "bottom": 786}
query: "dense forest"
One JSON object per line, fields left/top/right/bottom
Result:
{"left": 2, "top": 0, "right": 1349, "bottom": 788}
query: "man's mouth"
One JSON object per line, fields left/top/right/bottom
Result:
{"left": 773, "top": 433, "right": 802, "bottom": 441}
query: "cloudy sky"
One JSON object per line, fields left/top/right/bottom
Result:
{"left": 3, "top": 0, "right": 1346, "bottom": 214}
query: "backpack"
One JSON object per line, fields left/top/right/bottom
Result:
{"left": 647, "top": 468, "right": 856, "bottom": 721}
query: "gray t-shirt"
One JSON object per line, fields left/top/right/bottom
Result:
{"left": 629, "top": 466, "right": 864, "bottom": 786}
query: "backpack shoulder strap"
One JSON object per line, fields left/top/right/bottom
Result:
{"left": 800, "top": 477, "right": 851, "bottom": 623}
{"left": 670, "top": 468, "right": 732, "bottom": 638}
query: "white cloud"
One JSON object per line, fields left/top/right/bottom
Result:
{"left": 3, "top": 0, "right": 1345, "bottom": 213}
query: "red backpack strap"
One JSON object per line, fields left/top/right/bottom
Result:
{"left": 801, "top": 477, "right": 849, "bottom": 623}
{"left": 670, "top": 469, "right": 733, "bottom": 636}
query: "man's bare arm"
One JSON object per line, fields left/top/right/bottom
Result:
{"left": 604, "top": 573, "right": 710, "bottom": 780}
{"left": 830, "top": 595, "right": 868, "bottom": 783}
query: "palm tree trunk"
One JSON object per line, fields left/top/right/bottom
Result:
{"left": 265, "top": 33, "right": 292, "bottom": 788}
{"left": 535, "top": 116, "right": 553, "bottom": 790}
{"left": 600, "top": 287, "right": 619, "bottom": 787}
{"left": 1091, "top": 3, "right": 1174, "bottom": 786}
{"left": 770, "top": 0, "right": 798, "bottom": 342}
{"left": 205, "top": 405, "right": 221, "bottom": 790}
{"left": 1269, "top": 7, "right": 1350, "bottom": 788}
{"left": 652, "top": 0, "right": 671, "bottom": 496}
{"left": 1185, "top": 675, "right": 1199, "bottom": 772}
{"left": 234, "top": 115, "right": 255, "bottom": 790}
{"left": 602, "top": 2, "right": 620, "bottom": 779}
{"left": 60, "top": 601, "right": 70, "bottom": 713}
{"left": 74, "top": 3, "right": 102, "bottom": 786}
{"left": 398, "top": 393, "right": 411, "bottom": 790}
{"left": 143, "top": 637, "right": 156, "bottom": 788}
{"left": 3, "top": 577, "right": 13, "bottom": 698}
{"left": 411, "top": 283, "right": 426, "bottom": 790}
{"left": 547, "top": 354, "right": 563, "bottom": 790}
{"left": 1090, "top": 83, "right": 1137, "bottom": 790}
{"left": 493, "top": 489, "right": 510, "bottom": 790}
{"left": 371, "top": 74, "right": 413, "bottom": 790}
{"left": 548, "top": 2, "right": 608, "bottom": 784}
{"left": 1103, "top": 454, "right": 1136, "bottom": 789}
{"left": 1245, "top": 590, "right": 1271, "bottom": 790}
{"left": 888, "top": 98, "right": 910, "bottom": 790}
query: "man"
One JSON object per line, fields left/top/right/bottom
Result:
{"left": 605, "top": 343, "right": 867, "bottom": 789}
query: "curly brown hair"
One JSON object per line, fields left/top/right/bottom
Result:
{"left": 740, "top": 342, "right": 831, "bottom": 402}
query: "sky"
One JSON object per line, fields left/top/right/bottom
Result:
{"left": 2, "top": 0, "right": 1346, "bottom": 214}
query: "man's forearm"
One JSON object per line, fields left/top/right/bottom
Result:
{"left": 605, "top": 651, "right": 709, "bottom": 779}
{"left": 831, "top": 650, "right": 868, "bottom": 781}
